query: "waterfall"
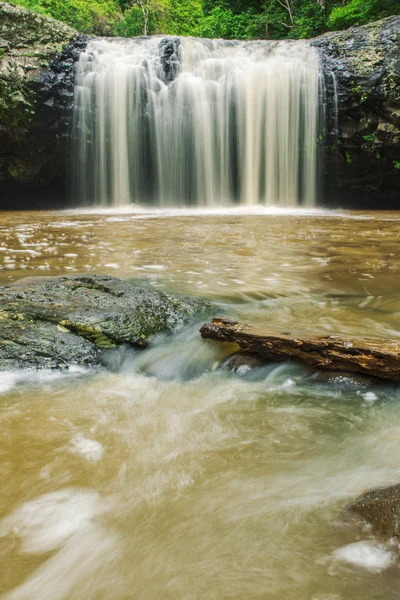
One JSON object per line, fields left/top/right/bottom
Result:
{"left": 72, "top": 37, "right": 320, "bottom": 208}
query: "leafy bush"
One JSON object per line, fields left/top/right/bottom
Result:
{"left": 291, "top": 3, "right": 326, "bottom": 39}
{"left": 327, "top": 0, "right": 399, "bottom": 30}
{"left": 114, "top": 6, "right": 144, "bottom": 36}
{"left": 164, "top": 0, "right": 203, "bottom": 36}
{"left": 13, "top": 0, "right": 122, "bottom": 34}
{"left": 10, "top": 0, "right": 400, "bottom": 39}
{"left": 195, "top": 6, "right": 262, "bottom": 39}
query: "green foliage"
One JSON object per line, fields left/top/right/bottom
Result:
{"left": 114, "top": 6, "right": 143, "bottom": 36}
{"left": 362, "top": 131, "right": 377, "bottom": 150}
{"left": 115, "top": 0, "right": 169, "bottom": 36}
{"left": 258, "top": 0, "right": 326, "bottom": 41}
{"left": 327, "top": 0, "right": 399, "bottom": 30}
{"left": 352, "top": 84, "right": 368, "bottom": 104}
{"left": 394, "top": 161, "right": 400, "bottom": 170}
{"left": 10, "top": 0, "right": 400, "bottom": 39}
{"left": 165, "top": 0, "right": 203, "bottom": 36}
{"left": 290, "top": 2, "right": 326, "bottom": 39}
{"left": 13, "top": 0, "right": 122, "bottom": 35}
{"left": 195, "top": 6, "right": 262, "bottom": 39}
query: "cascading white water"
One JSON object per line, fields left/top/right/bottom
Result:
{"left": 72, "top": 37, "right": 320, "bottom": 207}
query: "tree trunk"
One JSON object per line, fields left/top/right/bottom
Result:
{"left": 137, "top": 0, "right": 149, "bottom": 36}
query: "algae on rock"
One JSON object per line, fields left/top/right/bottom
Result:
{"left": 0, "top": 274, "right": 212, "bottom": 370}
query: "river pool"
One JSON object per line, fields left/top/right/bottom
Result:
{"left": 1, "top": 207, "right": 400, "bottom": 599}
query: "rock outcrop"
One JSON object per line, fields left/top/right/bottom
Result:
{"left": 0, "top": 274, "right": 211, "bottom": 370}
{"left": 312, "top": 17, "right": 400, "bottom": 209}
{"left": 0, "top": 2, "right": 86, "bottom": 207}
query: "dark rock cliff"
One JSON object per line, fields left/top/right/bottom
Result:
{"left": 0, "top": 2, "right": 399, "bottom": 209}
{"left": 312, "top": 17, "right": 400, "bottom": 209}
{"left": 0, "top": 2, "right": 86, "bottom": 208}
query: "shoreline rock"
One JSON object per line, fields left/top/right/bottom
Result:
{"left": 0, "top": 274, "right": 212, "bottom": 370}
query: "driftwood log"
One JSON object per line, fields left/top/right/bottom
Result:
{"left": 200, "top": 318, "right": 400, "bottom": 381}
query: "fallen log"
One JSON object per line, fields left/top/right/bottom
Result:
{"left": 200, "top": 318, "right": 400, "bottom": 381}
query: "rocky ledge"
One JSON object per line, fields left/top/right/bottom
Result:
{"left": 0, "top": 274, "right": 211, "bottom": 370}
{"left": 312, "top": 17, "right": 400, "bottom": 209}
{"left": 0, "top": 2, "right": 86, "bottom": 207}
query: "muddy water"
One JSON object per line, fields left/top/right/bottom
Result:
{"left": 1, "top": 207, "right": 400, "bottom": 599}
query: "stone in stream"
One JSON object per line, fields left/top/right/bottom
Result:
{"left": 0, "top": 274, "right": 212, "bottom": 370}
{"left": 221, "top": 351, "right": 268, "bottom": 376}
{"left": 306, "top": 370, "right": 382, "bottom": 389}
{"left": 200, "top": 318, "right": 400, "bottom": 382}
{"left": 347, "top": 485, "right": 400, "bottom": 539}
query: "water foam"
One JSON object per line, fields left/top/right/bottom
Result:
{"left": 332, "top": 541, "right": 395, "bottom": 573}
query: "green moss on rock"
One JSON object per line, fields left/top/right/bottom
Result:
{"left": 0, "top": 2, "right": 80, "bottom": 186}
{"left": 0, "top": 274, "right": 213, "bottom": 370}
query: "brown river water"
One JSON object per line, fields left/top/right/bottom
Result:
{"left": 1, "top": 207, "right": 400, "bottom": 599}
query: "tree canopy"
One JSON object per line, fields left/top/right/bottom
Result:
{"left": 12, "top": 0, "right": 400, "bottom": 39}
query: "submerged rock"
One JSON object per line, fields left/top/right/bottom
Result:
{"left": 306, "top": 370, "right": 380, "bottom": 388}
{"left": 220, "top": 351, "right": 269, "bottom": 376}
{"left": 0, "top": 274, "right": 212, "bottom": 370}
{"left": 347, "top": 484, "right": 400, "bottom": 539}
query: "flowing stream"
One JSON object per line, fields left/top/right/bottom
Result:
{"left": 1, "top": 208, "right": 400, "bottom": 599}
{"left": 73, "top": 38, "right": 320, "bottom": 207}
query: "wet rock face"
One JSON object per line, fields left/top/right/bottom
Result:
{"left": 312, "top": 17, "right": 400, "bottom": 209}
{"left": 347, "top": 484, "right": 400, "bottom": 539}
{"left": 159, "top": 37, "right": 180, "bottom": 82}
{"left": 0, "top": 274, "right": 212, "bottom": 370}
{"left": 0, "top": 2, "right": 87, "bottom": 207}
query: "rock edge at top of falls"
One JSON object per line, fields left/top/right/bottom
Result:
{"left": 0, "top": 274, "right": 212, "bottom": 370}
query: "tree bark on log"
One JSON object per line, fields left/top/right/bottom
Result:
{"left": 200, "top": 318, "right": 400, "bottom": 381}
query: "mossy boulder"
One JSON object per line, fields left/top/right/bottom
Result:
{"left": 312, "top": 16, "right": 400, "bottom": 208}
{"left": 0, "top": 274, "right": 212, "bottom": 370}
